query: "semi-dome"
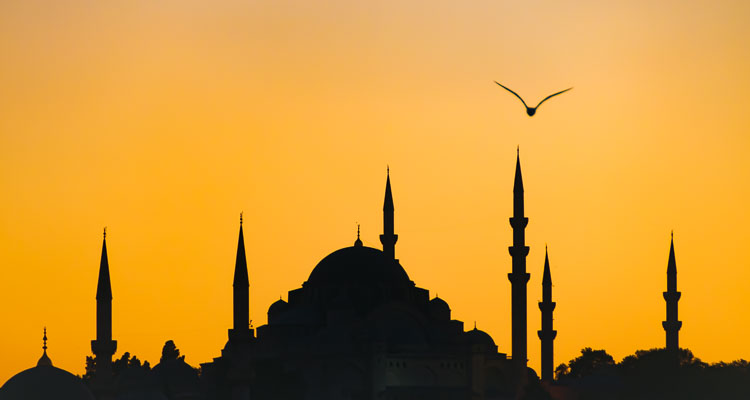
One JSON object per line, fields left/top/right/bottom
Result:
{"left": 0, "top": 364, "right": 95, "bottom": 400}
{"left": 305, "top": 246, "right": 411, "bottom": 289}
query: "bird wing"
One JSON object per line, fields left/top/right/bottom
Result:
{"left": 535, "top": 87, "right": 573, "bottom": 109}
{"left": 495, "top": 81, "right": 528, "bottom": 109}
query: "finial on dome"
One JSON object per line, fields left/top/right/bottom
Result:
{"left": 473, "top": 321, "right": 477, "bottom": 330}
{"left": 354, "top": 223, "right": 363, "bottom": 247}
{"left": 37, "top": 327, "right": 52, "bottom": 367}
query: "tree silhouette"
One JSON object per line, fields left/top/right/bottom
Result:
{"left": 557, "top": 347, "right": 615, "bottom": 379}
{"left": 160, "top": 340, "right": 184, "bottom": 363}
{"left": 82, "top": 356, "right": 96, "bottom": 383}
{"left": 555, "top": 347, "right": 750, "bottom": 399}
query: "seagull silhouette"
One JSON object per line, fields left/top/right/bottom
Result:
{"left": 494, "top": 82, "right": 572, "bottom": 116}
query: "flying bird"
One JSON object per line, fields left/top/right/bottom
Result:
{"left": 494, "top": 81, "right": 572, "bottom": 116}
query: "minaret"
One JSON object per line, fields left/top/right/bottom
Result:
{"left": 662, "top": 231, "right": 681, "bottom": 351}
{"left": 538, "top": 246, "right": 557, "bottom": 381}
{"left": 508, "top": 149, "right": 530, "bottom": 371}
{"left": 380, "top": 167, "right": 398, "bottom": 260}
{"left": 91, "top": 228, "right": 116, "bottom": 393}
{"left": 229, "top": 213, "right": 252, "bottom": 342}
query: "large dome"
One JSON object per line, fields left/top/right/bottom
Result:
{"left": 305, "top": 246, "right": 412, "bottom": 289}
{"left": 0, "top": 364, "right": 95, "bottom": 400}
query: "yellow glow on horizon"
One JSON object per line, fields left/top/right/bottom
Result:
{"left": 1, "top": 0, "right": 749, "bottom": 383}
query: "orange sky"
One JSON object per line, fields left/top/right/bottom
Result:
{"left": 1, "top": 0, "right": 749, "bottom": 383}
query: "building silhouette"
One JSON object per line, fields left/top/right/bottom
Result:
{"left": 1, "top": 153, "right": 570, "bottom": 400}
{"left": 662, "top": 232, "right": 681, "bottom": 351}
{"left": 199, "top": 170, "right": 526, "bottom": 399}
{"left": 537, "top": 247, "right": 556, "bottom": 382}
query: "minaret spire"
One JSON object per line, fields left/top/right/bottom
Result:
{"left": 663, "top": 231, "right": 681, "bottom": 351}
{"left": 380, "top": 168, "right": 398, "bottom": 260}
{"left": 229, "top": 213, "right": 252, "bottom": 342}
{"left": 91, "top": 228, "right": 117, "bottom": 397}
{"left": 37, "top": 327, "right": 52, "bottom": 367}
{"left": 354, "top": 223, "right": 363, "bottom": 247}
{"left": 508, "top": 149, "right": 530, "bottom": 373}
{"left": 538, "top": 246, "right": 557, "bottom": 381}
{"left": 96, "top": 227, "right": 112, "bottom": 302}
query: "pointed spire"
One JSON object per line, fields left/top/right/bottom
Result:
{"left": 96, "top": 228, "right": 112, "bottom": 301}
{"left": 380, "top": 167, "right": 398, "bottom": 259}
{"left": 667, "top": 231, "right": 677, "bottom": 287}
{"left": 542, "top": 245, "right": 552, "bottom": 285}
{"left": 384, "top": 167, "right": 394, "bottom": 212}
{"left": 37, "top": 327, "right": 52, "bottom": 367}
{"left": 514, "top": 147, "right": 524, "bottom": 193}
{"left": 231, "top": 213, "right": 250, "bottom": 336}
{"left": 234, "top": 213, "right": 249, "bottom": 288}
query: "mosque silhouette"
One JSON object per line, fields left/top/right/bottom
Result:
{"left": 0, "top": 152, "right": 682, "bottom": 400}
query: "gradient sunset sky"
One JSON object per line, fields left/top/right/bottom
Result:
{"left": 1, "top": 0, "right": 749, "bottom": 383}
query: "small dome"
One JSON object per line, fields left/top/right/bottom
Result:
{"left": 428, "top": 297, "right": 451, "bottom": 321}
{"left": 269, "top": 298, "right": 288, "bottom": 314}
{"left": 463, "top": 328, "right": 496, "bottom": 348}
{"left": 268, "top": 298, "right": 289, "bottom": 324}
{"left": 306, "top": 246, "right": 411, "bottom": 289}
{"left": 0, "top": 365, "right": 95, "bottom": 400}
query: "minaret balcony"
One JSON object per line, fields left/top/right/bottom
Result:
{"left": 538, "top": 301, "right": 556, "bottom": 312}
{"left": 91, "top": 339, "right": 117, "bottom": 357}
{"left": 537, "top": 330, "right": 557, "bottom": 340}
{"left": 663, "top": 291, "right": 682, "bottom": 301}
{"left": 507, "top": 272, "right": 530, "bottom": 284}
{"left": 508, "top": 246, "right": 530, "bottom": 257}
{"left": 509, "top": 217, "right": 529, "bottom": 229}
{"left": 662, "top": 320, "right": 682, "bottom": 330}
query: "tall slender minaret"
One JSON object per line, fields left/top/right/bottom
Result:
{"left": 538, "top": 246, "right": 557, "bottom": 381}
{"left": 229, "top": 213, "right": 252, "bottom": 343}
{"left": 508, "top": 149, "right": 530, "bottom": 371}
{"left": 380, "top": 167, "right": 398, "bottom": 260}
{"left": 91, "top": 228, "right": 116, "bottom": 391}
{"left": 662, "top": 231, "right": 681, "bottom": 351}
